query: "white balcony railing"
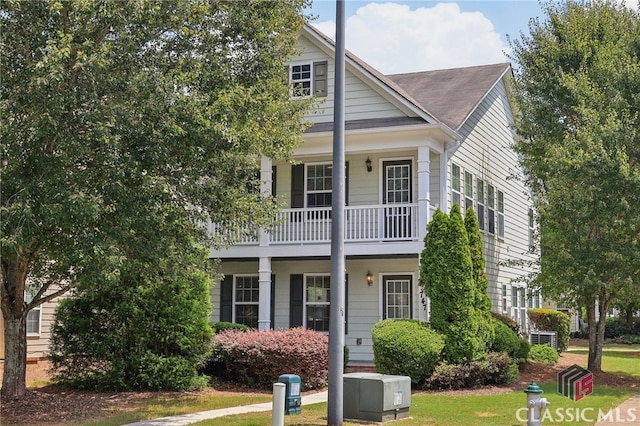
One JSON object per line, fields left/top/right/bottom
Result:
{"left": 210, "top": 203, "right": 420, "bottom": 246}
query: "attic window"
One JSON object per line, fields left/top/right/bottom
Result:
{"left": 289, "top": 61, "right": 328, "bottom": 98}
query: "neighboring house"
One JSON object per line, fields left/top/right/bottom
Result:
{"left": 208, "top": 23, "right": 539, "bottom": 363}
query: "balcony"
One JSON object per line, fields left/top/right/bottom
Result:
{"left": 210, "top": 203, "right": 423, "bottom": 246}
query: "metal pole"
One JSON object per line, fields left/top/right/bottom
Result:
{"left": 328, "top": 0, "right": 346, "bottom": 425}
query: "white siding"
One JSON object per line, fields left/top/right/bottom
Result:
{"left": 296, "top": 36, "right": 407, "bottom": 124}
{"left": 450, "top": 78, "right": 536, "bottom": 319}
{"left": 212, "top": 258, "right": 425, "bottom": 362}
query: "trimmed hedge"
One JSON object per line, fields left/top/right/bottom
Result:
{"left": 424, "top": 352, "right": 518, "bottom": 390}
{"left": 528, "top": 308, "right": 570, "bottom": 353}
{"left": 212, "top": 328, "right": 328, "bottom": 389}
{"left": 529, "top": 344, "right": 559, "bottom": 364}
{"left": 605, "top": 317, "right": 640, "bottom": 339}
{"left": 371, "top": 319, "right": 445, "bottom": 385}
{"left": 212, "top": 322, "right": 251, "bottom": 334}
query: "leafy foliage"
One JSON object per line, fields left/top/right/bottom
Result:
{"left": 491, "top": 311, "right": 520, "bottom": 334}
{"left": 0, "top": 0, "right": 310, "bottom": 396}
{"left": 527, "top": 308, "right": 571, "bottom": 353}
{"left": 529, "top": 344, "right": 559, "bottom": 364}
{"left": 509, "top": 0, "right": 640, "bottom": 371}
{"left": 424, "top": 352, "right": 518, "bottom": 390}
{"left": 212, "top": 328, "right": 328, "bottom": 390}
{"left": 371, "top": 319, "right": 444, "bottom": 385}
{"left": 490, "top": 317, "right": 529, "bottom": 363}
{"left": 49, "top": 245, "right": 213, "bottom": 391}
{"left": 420, "top": 205, "right": 490, "bottom": 363}
{"left": 604, "top": 317, "right": 640, "bottom": 339}
{"left": 212, "top": 322, "right": 252, "bottom": 334}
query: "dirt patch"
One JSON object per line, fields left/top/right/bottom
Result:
{"left": 1, "top": 351, "right": 638, "bottom": 425}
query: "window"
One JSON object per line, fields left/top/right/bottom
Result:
{"left": 528, "top": 289, "right": 541, "bottom": 309}
{"left": 290, "top": 61, "right": 328, "bottom": 98}
{"left": 512, "top": 285, "right": 528, "bottom": 331}
{"left": 305, "top": 275, "right": 331, "bottom": 332}
{"left": 306, "top": 163, "right": 332, "bottom": 208}
{"left": 497, "top": 190, "right": 505, "bottom": 239}
{"left": 477, "top": 179, "right": 486, "bottom": 231}
{"left": 25, "top": 288, "right": 41, "bottom": 336}
{"left": 487, "top": 185, "right": 495, "bottom": 235}
{"left": 234, "top": 276, "right": 259, "bottom": 329}
{"left": 451, "top": 163, "right": 461, "bottom": 206}
{"left": 464, "top": 171, "right": 473, "bottom": 211}
{"left": 383, "top": 276, "right": 412, "bottom": 319}
{"left": 528, "top": 208, "right": 535, "bottom": 252}
{"left": 502, "top": 284, "right": 508, "bottom": 313}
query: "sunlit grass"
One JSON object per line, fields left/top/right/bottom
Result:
{"left": 190, "top": 384, "right": 635, "bottom": 426}
{"left": 569, "top": 349, "right": 640, "bottom": 378}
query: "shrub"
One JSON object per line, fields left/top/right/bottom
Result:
{"left": 424, "top": 352, "right": 518, "bottom": 390}
{"left": 490, "top": 318, "right": 520, "bottom": 355}
{"left": 605, "top": 317, "right": 640, "bottom": 339}
{"left": 516, "top": 338, "right": 531, "bottom": 362}
{"left": 371, "top": 319, "right": 444, "bottom": 385}
{"left": 212, "top": 322, "right": 251, "bottom": 334}
{"left": 212, "top": 328, "right": 328, "bottom": 390}
{"left": 491, "top": 311, "right": 520, "bottom": 334}
{"left": 527, "top": 308, "right": 571, "bottom": 353}
{"left": 607, "top": 335, "right": 640, "bottom": 344}
{"left": 529, "top": 344, "right": 559, "bottom": 364}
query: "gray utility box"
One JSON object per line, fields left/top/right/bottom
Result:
{"left": 343, "top": 373, "right": 411, "bottom": 422}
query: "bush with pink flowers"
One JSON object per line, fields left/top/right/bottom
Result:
{"left": 212, "top": 328, "right": 328, "bottom": 389}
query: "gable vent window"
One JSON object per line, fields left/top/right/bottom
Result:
{"left": 289, "top": 61, "right": 328, "bottom": 98}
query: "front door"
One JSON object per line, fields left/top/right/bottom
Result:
{"left": 382, "top": 160, "right": 412, "bottom": 239}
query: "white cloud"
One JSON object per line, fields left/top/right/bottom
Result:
{"left": 311, "top": 2, "right": 508, "bottom": 74}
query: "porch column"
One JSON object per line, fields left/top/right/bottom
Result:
{"left": 258, "top": 256, "right": 272, "bottom": 331}
{"left": 417, "top": 146, "right": 431, "bottom": 241}
{"left": 259, "top": 156, "right": 273, "bottom": 248}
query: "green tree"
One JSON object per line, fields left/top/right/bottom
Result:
{"left": 420, "top": 204, "right": 487, "bottom": 363}
{"left": 0, "top": 0, "right": 310, "bottom": 397}
{"left": 465, "top": 207, "right": 495, "bottom": 350}
{"left": 509, "top": 0, "right": 640, "bottom": 372}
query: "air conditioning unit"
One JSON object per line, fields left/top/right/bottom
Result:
{"left": 530, "top": 331, "right": 557, "bottom": 349}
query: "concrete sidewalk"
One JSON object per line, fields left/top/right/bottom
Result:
{"left": 123, "top": 390, "right": 328, "bottom": 426}
{"left": 594, "top": 394, "right": 640, "bottom": 425}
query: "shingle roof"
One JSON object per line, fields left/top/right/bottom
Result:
{"left": 387, "top": 63, "right": 511, "bottom": 130}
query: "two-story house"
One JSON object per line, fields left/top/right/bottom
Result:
{"left": 209, "top": 23, "right": 540, "bottom": 364}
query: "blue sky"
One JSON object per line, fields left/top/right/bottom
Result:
{"left": 304, "top": 0, "right": 636, "bottom": 74}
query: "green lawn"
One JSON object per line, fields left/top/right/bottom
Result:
{"left": 190, "top": 384, "right": 634, "bottom": 426}
{"left": 35, "top": 346, "right": 639, "bottom": 426}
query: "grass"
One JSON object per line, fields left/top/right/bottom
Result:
{"left": 568, "top": 349, "right": 640, "bottom": 378}
{"left": 27, "top": 344, "right": 639, "bottom": 426}
{"left": 190, "top": 384, "right": 635, "bottom": 426}
{"left": 80, "top": 393, "right": 272, "bottom": 426}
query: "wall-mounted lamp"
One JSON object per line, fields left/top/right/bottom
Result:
{"left": 365, "top": 157, "right": 372, "bottom": 172}
{"left": 366, "top": 271, "right": 374, "bottom": 286}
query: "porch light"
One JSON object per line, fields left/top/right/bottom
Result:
{"left": 365, "top": 157, "right": 372, "bottom": 172}
{"left": 366, "top": 271, "right": 374, "bottom": 286}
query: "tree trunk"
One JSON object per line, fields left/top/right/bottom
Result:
{"left": 625, "top": 309, "right": 634, "bottom": 326}
{"left": 1, "top": 316, "right": 27, "bottom": 397}
{"left": 586, "top": 300, "right": 603, "bottom": 373}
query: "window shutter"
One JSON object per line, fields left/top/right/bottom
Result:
{"left": 344, "top": 274, "right": 349, "bottom": 335}
{"left": 345, "top": 161, "right": 349, "bottom": 206}
{"left": 291, "top": 164, "right": 304, "bottom": 208}
{"left": 270, "top": 274, "right": 276, "bottom": 329}
{"left": 289, "top": 274, "right": 304, "bottom": 327}
{"left": 220, "top": 276, "right": 233, "bottom": 323}
{"left": 271, "top": 166, "right": 277, "bottom": 196}
{"left": 313, "top": 61, "right": 328, "bottom": 97}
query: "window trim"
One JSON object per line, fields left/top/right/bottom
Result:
{"left": 497, "top": 190, "right": 505, "bottom": 239}
{"left": 289, "top": 60, "right": 328, "bottom": 98}
{"left": 304, "top": 274, "right": 331, "bottom": 333}
{"left": 477, "top": 178, "right": 486, "bottom": 231}
{"left": 382, "top": 274, "right": 413, "bottom": 320}
{"left": 464, "top": 171, "right": 474, "bottom": 211}
{"left": 290, "top": 62, "right": 312, "bottom": 98}
{"left": 233, "top": 275, "right": 260, "bottom": 329}
{"left": 451, "top": 163, "right": 461, "bottom": 207}
{"left": 26, "top": 306, "right": 42, "bottom": 337}
{"left": 487, "top": 184, "right": 495, "bottom": 235}
{"left": 305, "top": 162, "right": 333, "bottom": 209}
{"left": 528, "top": 208, "right": 535, "bottom": 252}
